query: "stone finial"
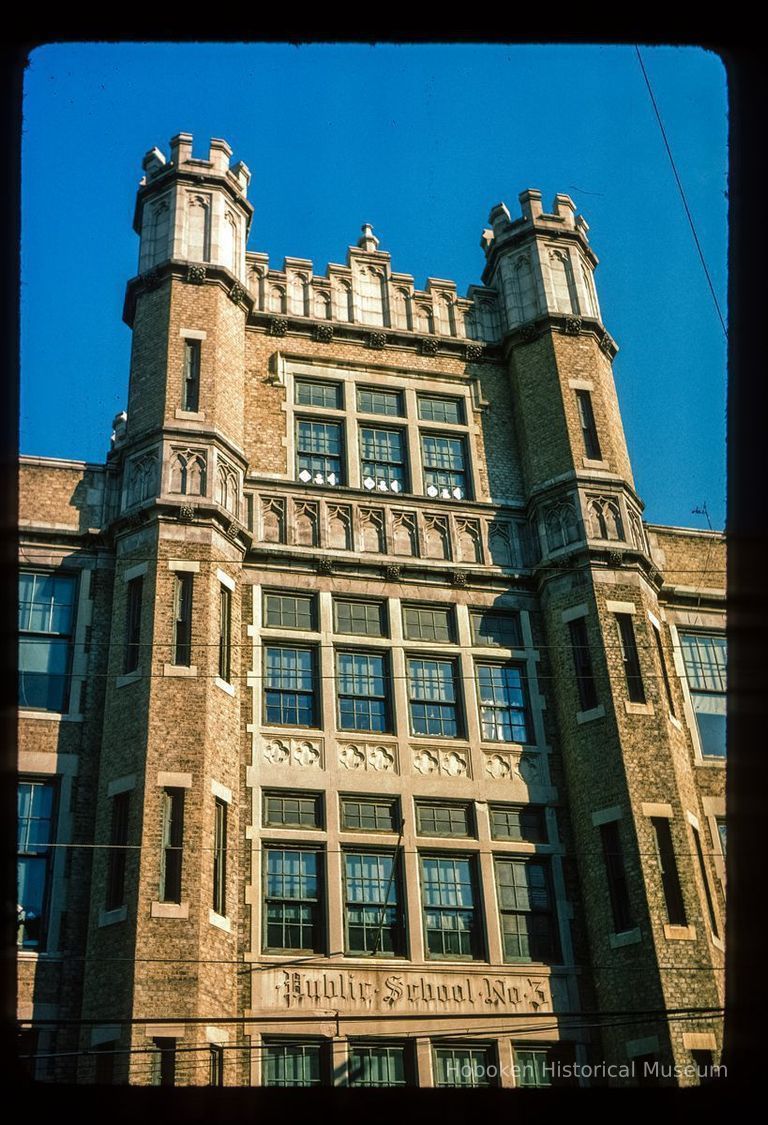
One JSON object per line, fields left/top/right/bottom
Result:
{"left": 142, "top": 147, "right": 166, "bottom": 177}
{"left": 553, "top": 193, "right": 577, "bottom": 229}
{"left": 231, "top": 160, "right": 251, "bottom": 192}
{"left": 169, "top": 132, "right": 194, "bottom": 166}
{"left": 519, "top": 189, "right": 543, "bottom": 222}
{"left": 488, "top": 202, "right": 511, "bottom": 235}
{"left": 357, "top": 223, "right": 380, "bottom": 252}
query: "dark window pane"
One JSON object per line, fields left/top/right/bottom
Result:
{"left": 264, "top": 792, "right": 323, "bottom": 829}
{"left": 416, "top": 803, "right": 472, "bottom": 838}
{"left": 489, "top": 805, "right": 547, "bottom": 843}
{"left": 433, "top": 1046, "right": 496, "bottom": 1088}
{"left": 337, "top": 652, "right": 389, "bottom": 733}
{"left": 495, "top": 858, "right": 559, "bottom": 963}
{"left": 264, "top": 849, "right": 322, "bottom": 952}
{"left": 263, "top": 1043, "right": 323, "bottom": 1087}
{"left": 360, "top": 427, "right": 407, "bottom": 491}
{"left": 349, "top": 1044, "right": 408, "bottom": 1087}
{"left": 334, "top": 600, "right": 384, "bottom": 637}
{"left": 344, "top": 852, "right": 402, "bottom": 954}
{"left": 421, "top": 857, "right": 479, "bottom": 959}
{"left": 357, "top": 387, "right": 404, "bottom": 417}
{"left": 403, "top": 606, "right": 453, "bottom": 643}
{"left": 264, "top": 594, "right": 315, "bottom": 631}
{"left": 296, "top": 420, "right": 344, "bottom": 483}
{"left": 421, "top": 434, "right": 467, "bottom": 497}
{"left": 18, "top": 572, "right": 77, "bottom": 712}
{"left": 264, "top": 647, "right": 317, "bottom": 727}
{"left": 17, "top": 780, "right": 55, "bottom": 950}
{"left": 295, "top": 380, "right": 342, "bottom": 409}
{"left": 418, "top": 396, "right": 463, "bottom": 425}
{"left": 341, "top": 797, "right": 399, "bottom": 832}
{"left": 569, "top": 617, "right": 598, "bottom": 711}
{"left": 470, "top": 611, "right": 522, "bottom": 648}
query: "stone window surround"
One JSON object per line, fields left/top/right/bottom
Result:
{"left": 280, "top": 359, "right": 479, "bottom": 503}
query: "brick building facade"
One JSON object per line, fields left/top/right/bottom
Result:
{"left": 17, "top": 133, "right": 726, "bottom": 1088}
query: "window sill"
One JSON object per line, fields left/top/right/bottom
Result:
{"left": 624, "top": 700, "right": 654, "bottom": 716}
{"left": 576, "top": 705, "right": 605, "bottom": 725}
{"left": 116, "top": 669, "right": 142, "bottom": 689}
{"left": 98, "top": 906, "right": 128, "bottom": 928}
{"left": 609, "top": 928, "right": 641, "bottom": 948}
{"left": 151, "top": 901, "right": 189, "bottom": 920}
{"left": 215, "top": 677, "right": 236, "bottom": 697}
{"left": 669, "top": 715, "right": 683, "bottom": 730}
{"left": 209, "top": 910, "right": 231, "bottom": 932}
{"left": 163, "top": 664, "right": 198, "bottom": 678}
{"left": 174, "top": 408, "right": 206, "bottom": 421}
{"left": 18, "top": 710, "right": 83, "bottom": 723}
{"left": 582, "top": 457, "right": 609, "bottom": 470}
{"left": 711, "top": 934, "right": 725, "bottom": 951}
{"left": 695, "top": 757, "right": 727, "bottom": 769}
{"left": 664, "top": 924, "right": 697, "bottom": 941}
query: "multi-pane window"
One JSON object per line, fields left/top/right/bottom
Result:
{"left": 360, "top": 427, "right": 407, "bottom": 491}
{"left": 348, "top": 1044, "right": 408, "bottom": 1087}
{"left": 264, "top": 647, "right": 317, "bottom": 727}
{"left": 415, "top": 802, "right": 472, "bottom": 838}
{"left": 159, "top": 788, "right": 184, "bottom": 904}
{"left": 403, "top": 605, "right": 454, "bottom": 643}
{"left": 172, "top": 572, "right": 193, "bottom": 667}
{"left": 296, "top": 419, "right": 344, "bottom": 483}
{"left": 334, "top": 599, "right": 385, "bottom": 637}
{"left": 476, "top": 663, "right": 530, "bottom": 743}
{"left": 264, "top": 848, "right": 322, "bottom": 952}
{"left": 124, "top": 576, "right": 143, "bottom": 674}
{"left": 106, "top": 792, "right": 130, "bottom": 912}
{"left": 17, "top": 780, "right": 55, "bottom": 950}
{"left": 651, "top": 818, "right": 687, "bottom": 926}
{"left": 264, "top": 592, "right": 316, "bottom": 631}
{"left": 515, "top": 1048, "right": 554, "bottom": 1088}
{"left": 568, "top": 617, "right": 598, "bottom": 712}
{"left": 433, "top": 1045, "right": 496, "bottom": 1088}
{"left": 341, "top": 796, "right": 400, "bottom": 832}
{"left": 679, "top": 632, "right": 727, "bottom": 758}
{"left": 489, "top": 804, "right": 547, "bottom": 843}
{"left": 18, "top": 572, "right": 77, "bottom": 712}
{"left": 357, "top": 387, "right": 403, "bottom": 417}
{"left": 470, "top": 610, "right": 522, "bottom": 649}
{"left": 599, "top": 820, "right": 634, "bottom": 933}
{"left": 264, "top": 791, "right": 323, "bottom": 829}
{"left": 421, "top": 856, "right": 480, "bottom": 959}
{"left": 418, "top": 395, "right": 464, "bottom": 425}
{"left": 336, "top": 652, "right": 389, "bottom": 733}
{"left": 575, "top": 389, "right": 602, "bottom": 460}
{"left": 495, "top": 858, "right": 559, "bottom": 963}
{"left": 263, "top": 1041, "right": 324, "bottom": 1087}
{"left": 421, "top": 434, "right": 468, "bottom": 498}
{"left": 344, "top": 851, "right": 402, "bottom": 955}
{"left": 616, "top": 614, "right": 645, "bottom": 703}
{"left": 218, "top": 585, "right": 232, "bottom": 683}
{"left": 182, "top": 338, "right": 201, "bottom": 412}
{"left": 407, "top": 658, "right": 459, "bottom": 737}
{"left": 295, "top": 379, "right": 342, "bottom": 410}
{"left": 213, "top": 798, "right": 227, "bottom": 917}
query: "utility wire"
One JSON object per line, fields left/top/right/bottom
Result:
{"left": 635, "top": 46, "right": 727, "bottom": 339}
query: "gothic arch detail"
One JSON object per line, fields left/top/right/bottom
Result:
{"left": 456, "top": 518, "right": 482, "bottom": 563}
{"left": 587, "top": 496, "right": 624, "bottom": 541}
{"left": 261, "top": 497, "right": 285, "bottom": 544}
{"left": 360, "top": 508, "right": 385, "bottom": 553}
{"left": 169, "top": 449, "right": 206, "bottom": 496}
{"left": 126, "top": 451, "right": 159, "bottom": 507}
{"left": 327, "top": 505, "right": 352, "bottom": 550}
{"left": 187, "top": 194, "right": 211, "bottom": 262}
{"left": 424, "top": 514, "right": 450, "bottom": 560}
{"left": 216, "top": 460, "right": 239, "bottom": 516}
{"left": 392, "top": 511, "right": 417, "bottom": 557}
{"left": 544, "top": 500, "right": 580, "bottom": 552}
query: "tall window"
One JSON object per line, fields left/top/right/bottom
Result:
{"left": 18, "top": 572, "right": 77, "bottom": 712}
{"left": 172, "top": 573, "right": 193, "bottom": 667}
{"left": 421, "top": 434, "right": 468, "bottom": 498}
{"left": 106, "top": 792, "right": 130, "bottom": 912}
{"left": 160, "top": 788, "right": 184, "bottom": 904}
{"left": 691, "top": 824, "right": 719, "bottom": 936}
{"left": 296, "top": 419, "right": 343, "bottom": 483}
{"left": 213, "top": 799, "right": 227, "bottom": 916}
{"left": 568, "top": 617, "right": 598, "bottom": 711}
{"left": 152, "top": 1038, "right": 176, "bottom": 1087}
{"left": 652, "top": 622, "right": 677, "bottom": 716}
{"left": 651, "top": 818, "right": 687, "bottom": 926}
{"left": 124, "top": 577, "right": 143, "bottom": 674}
{"left": 575, "top": 389, "right": 602, "bottom": 460}
{"left": 264, "top": 647, "right": 317, "bottom": 727}
{"left": 209, "top": 1045, "right": 224, "bottom": 1087}
{"left": 182, "top": 339, "right": 201, "bottom": 412}
{"left": 360, "top": 427, "right": 407, "bottom": 491}
{"left": 616, "top": 614, "right": 645, "bottom": 703}
{"left": 264, "top": 592, "right": 316, "bottom": 631}
{"left": 336, "top": 652, "right": 389, "bottom": 733}
{"left": 476, "top": 663, "right": 530, "bottom": 743}
{"left": 218, "top": 585, "right": 232, "bottom": 683}
{"left": 433, "top": 1045, "right": 496, "bottom": 1088}
{"left": 679, "top": 632, "right": 727, "bottom": 758}
{"left": 17, "top": 780, "right": 56, "bottom": 950}
{"left": 599, "top": 820, "right": 634, "bottom": 933}
{"left": 264, "top": 848, "right": 322, "bottom": 952}
{"left": 495, "top": 858, "right": 560, "bottom": 963}
{"left": 344, "top": 851, "right": 402, "bottom": 955}
{"left": 407, "top": 658, "right": 459, "bottom": 737}
{"left": 420, "top": 856, "right": 481, "bottom": 959}
{"left": 263, "top": 1042, "right": 324, "bottom": 1087}
{"left": 349, "top": 1044, "right": 409, "bottom": 1087}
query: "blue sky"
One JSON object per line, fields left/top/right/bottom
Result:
{"left": 21, "top": 42, "right": 727, "bottom": 529}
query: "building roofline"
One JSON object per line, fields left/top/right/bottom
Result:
{"left": 20, "top": 454, "right": 106, "bottom": 472}
{"left": 646, "top": 521, "right": 725, "bottom": 539}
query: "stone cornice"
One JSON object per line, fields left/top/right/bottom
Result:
{"left": 123, "top": 259, "right": 255, "bottom": 327}
{"left": 501, "top": 313, "right": 618, "bottom": 361}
